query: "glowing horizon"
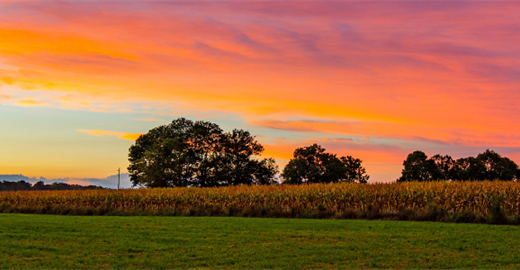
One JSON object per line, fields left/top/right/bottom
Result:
{"left": 2, "top": 1, "right": 520, "bottom": 185}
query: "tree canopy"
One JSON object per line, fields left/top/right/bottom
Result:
{"left": 397, "top": 149, "right": 519, "bottom": 182}
{"left": 128, "top": 118, "right": 278, "bottom": 188}
{"left": 397, "top": 151, "right": 441, "bottom": 182}
{"left": 281, "top": 144, "right": 369, "bottom": 184}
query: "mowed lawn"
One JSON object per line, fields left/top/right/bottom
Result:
{"left": 1, "top": 214, "right": 519, "bottom": 269}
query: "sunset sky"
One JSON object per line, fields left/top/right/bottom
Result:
{"left": 2, "top": 1, "right": 520, "bottom": 187}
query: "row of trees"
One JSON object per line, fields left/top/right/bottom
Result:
{"left": 128, "top": 118, "right": 519, "bottom": 188}
{"left": 0, "top": 180, "right": 104, "bottom": 191}
{"left": 397, "top": 150, "right": 519, "bottom": 182}
{"left": 128, "top": 118, "right": 369, "bottom": 188}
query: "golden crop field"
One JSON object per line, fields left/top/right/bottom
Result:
{"left": 1, "top": 181, "right": 519, "bottom": 223}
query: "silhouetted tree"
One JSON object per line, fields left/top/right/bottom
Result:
{"left": 340, "top": 156, "right": 370, "bottom": 183}
{"left": 0, "top": 180, "right": 31, "bottom": 191}
{"left": 477, "top": 149, "right": 518, "bottom": 180}
{"left": 453, "top": 157, "right": 486, "bottom": 180}
{"left": 282, "top": 144, "right": 369, "bottom": 184}
{"left": 0, "top": 180, "right": 104, "bottom": 191}
{"left": 32, "top": 181, "right": 46, "bottom": 190}
{"left": 127, "top": 118, "right": 278, "bottom": 188}
{"left": 397, "top": 151, "right": 440, "bottom": 182}
{"left": 398, "top": 149, "right": 519, "bottom": 181}
{"left": 430, "top": 154, "right": 457, "bottom": 180}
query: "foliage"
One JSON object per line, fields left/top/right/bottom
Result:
{"left": 476, "top": 150, "right": 519, "bottom": 180}
{"left": 398, "top": 149, "right": 519, "bottom": 182}
{"left": 398, "top": 151, "right": 441, "bottom": 182}
{"left": 430, "top": 154, "right": 457, "bottom": 180}
{"left": 128, "top": 118, "right": 278, "bottom": 188}
{"left": 1, "top": 181, "right": 520, "bottom": 224}
{"left": 282, "top": 144, "right": 369, "bottom": 184}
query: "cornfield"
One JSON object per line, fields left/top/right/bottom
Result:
{"left": 1, "top": 181, "right": 519, "bottom": 224}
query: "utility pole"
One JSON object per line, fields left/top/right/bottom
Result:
{"left": 117, "top": 168, "right": 120, "bottom": 190}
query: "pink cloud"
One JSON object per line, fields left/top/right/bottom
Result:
{"left": 0, "top": 93, "right": 10, "bottom": 101}
{"left": 252, "top": 119, "right": 358, "bottom": 133}
{"left": 2, "top": 1, "right": 520, "bottom": 181}
{"left": 65, "top": 179, "right": 92, "bottom": 186}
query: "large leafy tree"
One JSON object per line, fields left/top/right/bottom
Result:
{"left": 476, "top": 149, "right": 518, "bottom": 181}
{"left": 453, "top": 153, "right": 519, "bottom": 181}
{"left": 397, "top": 151, "right": 441, "bottom": 182}
{"left": 215, "top": 129, "right": 278, "bottom": 186}
{"left": 128, "top": 118, "right": 278, "bottom": 187}
{"left": 453, "top": 156, "right": 487, "bottom": 181}
{"left": 281, "top": 144, "right": 369, "bottom": 184}
{"left": 340, "top": 156, "right": 370, "bottom": 183}
{"left": 430, "top": 154, "right": 457, "bottom": 180}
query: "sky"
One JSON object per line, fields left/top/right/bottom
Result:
{"left": 1, "top": 1, "right": 520, "bottom": 188}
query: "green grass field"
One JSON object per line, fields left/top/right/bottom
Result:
{"left": 1, "top": 214, "right": 519, "bottom": 269}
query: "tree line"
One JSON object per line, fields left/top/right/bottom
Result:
{"left": 128, "top": 118, "right": 369, "bottom": 188}
{"left": 397, "top": 150, "right": 519, "bottom": 182}
{"left": 128, "top": 118, "right": 520, "bottom": 188}
{"left": 0, "top": 180, "right": 105, "bottom": 192}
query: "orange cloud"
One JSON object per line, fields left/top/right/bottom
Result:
{"left": 253, "top": 118, "right": 520, "bottom": 148}
{"left": 78, "top": 129, "right": 142, "bottom": 141}
{"left": 16, "top": 99, "right": 45, "bottom": 106}
{"left": 0, "top": 93, "right": 10, "bottom": 101}
{"left": 2, "top": 1, "right": 520, "bottom": 182}
{"left": 1, "top": 1, "right": 515, "bottom": 139}
{"left": 1, "top": 78, "right": 14, "bottom": 84}
{"left": 252, "top": 119, "right": 358, "bottom": 133}
{"left": 262, "top": 141, "right": 297, "bottom": 161}
{"left": 0, "top": 28, "right": 136, "bottom": 61}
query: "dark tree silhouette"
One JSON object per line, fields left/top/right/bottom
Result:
{"left": 282, "top": 144, "right": 369, "bottom": 184}
{"left": 477, "top": 150, "right": 518, "bottom": 180}
{"left": 127, "top": 118, "right": 278, "bottom": 188}
{"left": 397, "top": 149, "right": 519, "bottom": 181}
{"left": 0, "top": 180, "right": 104, "bottom": 191}
{"left": 340, "top": 156, "right": 370, "bottom": 183}
{"left": 397, "top": 151, "right": 440, "bottom": 182}
{"left": 453, "top": 156, "right": 487, "bottom": 180}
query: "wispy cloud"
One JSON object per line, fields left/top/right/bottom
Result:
{"left": 2, "top": 1, "right": 520, "bottom": 182}
{"left": 327, "top": 138, "right": 353, "bottom": 142}
{"left": 0, "top": 93, "right": 10, "bottom": 101}
{"left": 305, "top": 137, "right": 353, "bottom": 143}
{"left": 253, "top": 119, "right": 358, "bottom": 133}
{"left": 133, "top": 117, "right": 164, "bottom": 122}
{"left": 16, "top": 99, "right": 45, "bottom": 106}
{"left": 78, "top": 129, "right": 142, "bottom": 141}
{"left": 0, "top": 63, "right": 18, "bottom": 71}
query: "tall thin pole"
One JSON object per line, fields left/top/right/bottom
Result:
{"left": 117, "top": 168, "right": 120, "bottom": 190}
